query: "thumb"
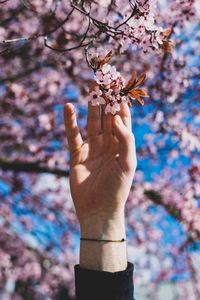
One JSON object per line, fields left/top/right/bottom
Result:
{"left": 112, "top": 115, "right": 136, "bottom": 172}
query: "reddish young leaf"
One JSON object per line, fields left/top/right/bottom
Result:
{"left": 134, "top": 88, "right": 149, "bottom": 97}
{"left": 161, "top": 40, "right": 174, "bottom": 56}
{"left": 134, "top": 72, "right": 146, "bottom": 88}
{"left": 128, "top": 90, "right": 145, "bottom": 106}
{"left": 122, "top": 70, "right": 137, "bottom": 92}
{"left": 163, "top": 28, "right": 172, "bottom": 38}
{"left": 99, "top": 50, "right": 113, "bottom": 68}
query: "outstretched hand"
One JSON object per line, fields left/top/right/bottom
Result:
{"left": 64, "top": 101, "right": 137, "bottom": 225}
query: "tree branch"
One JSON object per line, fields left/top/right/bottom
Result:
{"left": 1, "top": 159, "right": 199, "bottom": 243}
{"left": 144, "top": 189, "right": 199, "bottom": 242}
{"left": 0, "top": 159, "right": 69, "bottom": 177}
{"left": 0, "top": 1, "right": 135, "bottom": 55}
{"left": 44, "top": 13, "right": 92, "bottom": 52}
{"left": 0, "top": 61, "right": 53, "bottom": 83}
{"left": 0, "top": 0, "right": 10, "bottom": 3}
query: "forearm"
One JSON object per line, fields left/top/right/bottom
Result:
{"left": 79, "top": 210, "right": 128, "bottom": 272}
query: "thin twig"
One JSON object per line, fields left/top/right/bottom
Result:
{"left": 44, "top": 38, "right": 92, "bottom": 52}
{"left": 44, "top": 11, "right": 92, "bottom": 52}
{"left": 44, "top": 8, "right": 74, "bottom": 36}
{"left": 116, "top": 7, "right": 138, "bottom": 29}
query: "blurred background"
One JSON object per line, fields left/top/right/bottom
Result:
{"left": 0, "top": 0, "right": 200, "bottom": 299}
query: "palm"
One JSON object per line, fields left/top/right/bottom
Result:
{"left": 64, "top": 103, "right": 136, "bottom": 222}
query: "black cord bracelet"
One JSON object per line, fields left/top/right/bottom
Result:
{"left": 80, "top": 237, "right": 126, "bottom": 243}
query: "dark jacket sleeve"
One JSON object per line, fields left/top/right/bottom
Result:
{"left": 74, "top": 262, "right": 134, "bottom": 300}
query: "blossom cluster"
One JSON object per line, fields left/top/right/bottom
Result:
{"left": 117, "top": 0, "right": 165, "bottom": 53}
{"left": 88, "top": 51, "right": 148, "bottom": 114}
{"left": 88, "top": 63, "right": 127, "bottom": 114}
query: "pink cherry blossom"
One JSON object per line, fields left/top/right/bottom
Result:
{"left": 102, "top": 64, "right": 120, "bottom": 80}
{"left": 94, "top": 70, "right": 112, "bottom": 85}
{"left": 88, "top": 88, "right": 106, "bottom": 106}
{"left": 105, "top": 101, "right": 121, "bottom": 115}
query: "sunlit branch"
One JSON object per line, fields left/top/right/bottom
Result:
{"left": 1, "top": 8, "right": 75, "bottom": 45}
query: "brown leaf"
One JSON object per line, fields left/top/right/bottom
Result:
{"left": 161, "top": 40, "right": 173, "bottom": 55}
{"left": 99, "top": 50, "right": 113, "bottom": 68}
{"left": 122, "top": 70, "right": 137, "bottom": 92}
{"left": 128, "top": 90, "right": 144, "bottom": 106}
{"left": 134, "top": 88, "right": 149, "bottom": 97}
{"left": 134, "top": 72, "right": 146, "bottom": 88}
{"left": 163, "top": 28, "right": 172, "bottom": 38}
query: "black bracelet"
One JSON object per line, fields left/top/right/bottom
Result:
{"left": 80, "top": 237, "right": 126, "bottom": 243}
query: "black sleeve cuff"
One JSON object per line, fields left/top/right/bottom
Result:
{"left": 74, "top": 262, "right": 134, "bottom": 300}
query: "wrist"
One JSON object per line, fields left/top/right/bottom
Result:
{"left": 79, "top": 210, "right": 127, "bottom": 272}
{"left": 79, "top": 210, "right": 126, "bottom": 240}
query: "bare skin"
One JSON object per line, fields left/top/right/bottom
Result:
{"left": 64, "top": 102, "right": 137, "bottom": 272}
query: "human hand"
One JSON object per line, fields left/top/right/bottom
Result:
{"left": 64, "top": 102, "right": 136, "bottom": 223}
{"left": 64, "top": 101, "right": 137, "bottom": 271}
